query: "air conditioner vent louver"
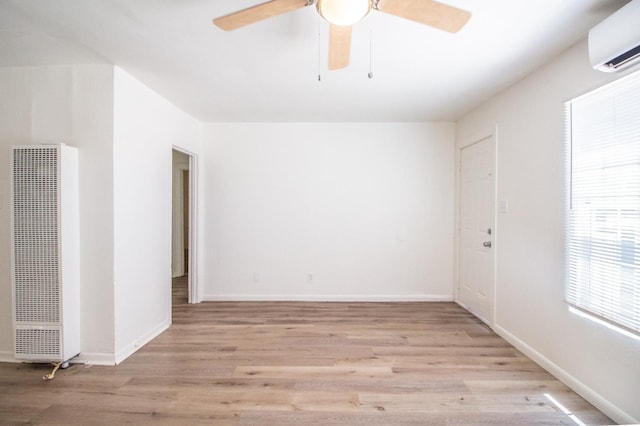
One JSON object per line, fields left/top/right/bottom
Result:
{"left": 15, "top": 328, "right": 60, "bottom": 357}
{"left": 11, "top": 144, "right": 81, "bottom": 363}
{"left": 603, "top": 44, "right": 640, "bottom": 71}
{"left": 12, "top": 148, "right": 61, "bottom": 323}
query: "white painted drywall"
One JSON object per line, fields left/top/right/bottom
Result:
{"left": 112, "top": 68, "right": 201, "bottom": 363}
{"left": 456, "top": 40, "right": 640, "bottom": 423}
{"left": 0, "top": 65, "right": 115, "bottom": 362}
{"left": 202, "top": 122, "right": 455, "bottom": 301}
{"left": 0, "top": 65, "right": 202, "bottom": 365}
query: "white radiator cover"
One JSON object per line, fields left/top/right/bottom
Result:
{"left": 10, "top": 144, "right": 80, "bottom": 362}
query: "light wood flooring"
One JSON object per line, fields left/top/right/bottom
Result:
{"left": 0, "top": 277, "right": 614, "bottom": 425}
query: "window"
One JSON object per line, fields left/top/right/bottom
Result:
{"left": 566, "top": 70, "right": 640, "bottom": 336}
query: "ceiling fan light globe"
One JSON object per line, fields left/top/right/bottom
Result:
{"left": 317, "top": 0, "right": 372, "bottom": 26}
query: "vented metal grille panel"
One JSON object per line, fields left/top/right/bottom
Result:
{"left": 15, "top": 328, "right": 60, "bottom": 357}
{"left": 12, "top": 147, "right": 60, "bottom": 324}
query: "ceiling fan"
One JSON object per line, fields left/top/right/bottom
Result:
{"left": 212, "top": 0, "right": 471, "bottom": 70}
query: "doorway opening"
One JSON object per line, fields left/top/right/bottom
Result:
{"left": 172, "top": 148, "right": 198, "bottom": 308}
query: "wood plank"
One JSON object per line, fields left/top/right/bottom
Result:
{"left": 0, "top": 292, "right": 614, "bottom": 425}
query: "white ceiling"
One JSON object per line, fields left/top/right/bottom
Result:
{"left": 0, "top": 0, "right": 628, "bottom": 122}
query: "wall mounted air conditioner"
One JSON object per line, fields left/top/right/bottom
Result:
{"left": 589, "top": 0, "right": 640, "bottom": 73}
{"left": 10, "top": 144, "right": 80, "bottom": 363}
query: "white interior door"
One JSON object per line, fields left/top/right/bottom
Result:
{"left": 458, "top": 136, "right": 495, "bottom": 325}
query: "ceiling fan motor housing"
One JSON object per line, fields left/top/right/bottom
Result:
{"left": 316, "top": 0, "right": 372, "bottom": 26}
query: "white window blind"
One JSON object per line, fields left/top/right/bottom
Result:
{"left": 566, "top": 70, "right": 640, "bottom": 336}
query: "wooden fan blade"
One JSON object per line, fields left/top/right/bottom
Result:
{"left": 213, "top": 0, "right": 310, "bottom": 31}
{"left": 376, "top": 0, "right": 471, "bottom": 33}
{"left": 329, "top": 24, "right": 352, "bottom": 70}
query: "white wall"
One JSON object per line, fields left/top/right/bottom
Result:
{"left": 0, "top": 65, "right": 115, "bottom": 362}
{"left": 5, "top": 45, "right": 633, "bottom": 423}
{"left": 0, "top": 65, "right": 201, "bottom": 365}
{"left": 203, "top": 122, "right": 455, "bottom": 301}
{"left": 112, "top": 68, "right": 201, "bottom": 363}
{"left": 457, "top": 40, "right": 640, "bottom": 423}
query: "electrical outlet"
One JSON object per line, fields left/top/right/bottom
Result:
{"left": 307, "top": 273, "right": 313, "bottom": 283}
{"left": 253, "top": 273, "right": 260, "bottom": 283}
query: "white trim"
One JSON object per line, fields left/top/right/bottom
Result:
{"left": 187, "top": 152, "right": 199, "bottom": 304}
{"left": 569, "top": 306, "right": 640, "bottom": 341}
{"left": 0, "top": 350, "right": 117, "bottom": 366}
{"left": 456, "top": 301, "right": 492, "bottom": 327}
{"left": 493, "top": 323, "right": 639, "bottom": 426}
{"left": 202, "top": 294, "right": 454, "bottom": 302}
{"left": 73, "top": 352, "right": 117, "bottom": 366}
{"left": 3, "top": 318, "right": 170, "bottom": 366}
{"left": 458, "top": 126, "right": 496, "bottom": 150}
{"left": 114, "top": 319, "right": 170, "bottom": 365}
{"left": 0, "top": 351, "right": 16, "bottom": 363}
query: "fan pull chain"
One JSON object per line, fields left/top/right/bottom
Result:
{"left": 368, "top": 26, "right": 374, "bottom": 79}
{"left": 317, "top": 20, "right": 322, "bottom": 82}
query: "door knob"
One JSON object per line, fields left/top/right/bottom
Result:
{"left": 483, "top": 241, "right": 492, "bottom": 248}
